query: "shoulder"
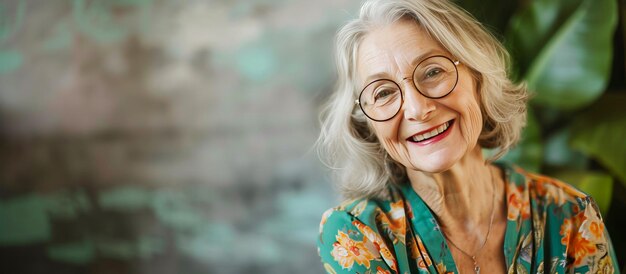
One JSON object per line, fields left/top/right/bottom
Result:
{"left": 501, "top": 163, "right": 619, "bottom": 272}
{"left": 317, "top": 185, "right": 405, "bottom": 273}
{"left": 514, "top": 166, "right": 587, "bottom": 199}
{"left": 318, "top": 185, "right": 405, "bottom": 243}
{"left": 318, "top": 184, "right": 406, "bottom": 234}
{"left": 505, "top": 163, "right": 590, "bottom": 213}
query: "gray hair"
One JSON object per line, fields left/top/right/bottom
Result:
{"left": 317, "top": 0, "right": 528, "bottom": 200}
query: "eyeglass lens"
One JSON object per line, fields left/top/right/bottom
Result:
{"left": 358, "top": 55, "right": 458, "bottom": 121}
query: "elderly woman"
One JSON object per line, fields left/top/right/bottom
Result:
{"left": 316, "top": 0, "right": 619, "bottom": 273}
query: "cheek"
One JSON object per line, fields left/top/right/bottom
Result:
{"left": 463, "top": 97, "right": 483, "bottom": 144}
{"left": 370, "top": 118, "right": 399, "bottom": 140}
{"left": 370, "top": 119, "right": 403, "bottom": 155}
{"left": 454, "top": 72, "right": 483, "bottom": 145}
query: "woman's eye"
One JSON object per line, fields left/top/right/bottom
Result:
{"left": 425, "top": 68, "right": 443, "bottom": 79}
{"left": 374, "top": 89, "right": 394, "bottom": 101}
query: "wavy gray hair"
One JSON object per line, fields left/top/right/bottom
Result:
{"left": 317, "top": 0, "right": 528, "bottom": 200}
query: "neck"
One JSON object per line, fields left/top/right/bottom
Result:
{"left": 406, "top": 146, "right": 499, "bottom": 234}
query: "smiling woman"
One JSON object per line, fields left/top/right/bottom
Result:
{"left": 356, "top": 22, "right": 485, "bottom": 174}
{"left": 316, "top": 0, "right": 619, "bottom": 273}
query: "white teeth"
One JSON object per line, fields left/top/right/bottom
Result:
{"left": 412, "top": 121, "right": 450, "bottom": 142}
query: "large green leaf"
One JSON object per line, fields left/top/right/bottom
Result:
{"left": 551, "top": 170, "right": 613, "bottom": 215}
{"left": 543, "top": 127, "right": 588, "bottom": 169}
{"left": 506, "top": 0, "right": 617, "bottom": 110}
{"left": 570, "top": 94, "right": 626, "bottom": 184}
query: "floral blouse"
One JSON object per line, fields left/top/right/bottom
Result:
{"left": 317, "top": 163, "right": 619, "bottom": 273}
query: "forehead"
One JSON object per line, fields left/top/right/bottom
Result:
{"left": 356, "top": 20, "right": 444, "bottom": 83}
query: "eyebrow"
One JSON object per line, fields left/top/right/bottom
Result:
{"left": 360, "top": 49, "right": 443, "bottom": 85}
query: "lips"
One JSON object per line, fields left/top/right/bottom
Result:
{"left": 407, "top": 120, "right": 454, "bottom": 143}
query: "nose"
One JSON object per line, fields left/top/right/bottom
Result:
{"left": 401, "top": 79, "right": 436, "bottom": 121}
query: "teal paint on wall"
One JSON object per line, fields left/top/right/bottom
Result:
{"left": 47, "top": 191, "right": 91, "bottom": 218}
{"left": 0, "top": 1, "right": 25, "bottom": 42}
{"left": 0, "top": 194, "right": 52, "bottom": 245}
{"left": 236, "top": 45, "right": 278, "bottom": 82}
{"left": 47, "top": 241, "right": 95, "bottom": 264}
{"left": 48, "top": 237, "right": 166, "bottom": 264}
{"left": 0, "top": 1, "right": 26, "bottom": 73}
{"left": 43, "top": 22, "right": 72, "bottom": 51}
{"left": 0, "top": 0, "right": 363, "bottom": 272}
{"left": 96, "top": 236, "right": 164, "bottom": 259}
{"left": 152, "top": 189, "right": 207, "bottom": 230}
{"left": 0, "top": 50, "right": 23, "bottom": 74}
{"left": 72, "top": 0, "right": 152, "bottom": 44}
{"left": 99, "top": 186, "right": 152, "bottom": 210}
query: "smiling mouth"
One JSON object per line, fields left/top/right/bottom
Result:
{"left": 408, "top": 120, "right": 454, "bottom": 143}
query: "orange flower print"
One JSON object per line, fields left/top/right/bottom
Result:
{"left": 379, "top": 246, "right": 397, "bottom": 270}
{"left": 507, "top": 184, "right": 530, "bottom": 220}
{"left": 583, "top": 220, "right": 605, "bottom": 241}
{"left": 376, "top": 266, "right": 391, "bottom": 274}
{"left": 572, "top": 204, "right": 581, "bottom": 215}
{"left": 565, "top": 204, "right": 609, "bottom": 268}
{"left": 388, "top": 201, "right": 406, "bottom": 235}
{"left": 350, "top": 200, "right": 368, "bottom": 217}
{"left": 408, "top": 236, "right": 420, "bottom": 259}
{"left": 353, "top": 220, "right": 384, "bottom": 246}
{"left": 417, "top": 255, "right": 431, "bottom": 270}
{"left": 435, "top": 262, "right": 448, "bottom": 273}
{"left": 331, "top": 231, "right": 377, "bottom": 269}
{"left": 405, "top": 198, "right": 415, "bottom": 220}
{"left": 560, "top": 218, "right": 572, "bottom": 245}
{"left": 408, "top": 235, "right": 432, "bottom": 268}
{"left": 320, "top": 209, "right": 333, "bottom": 234}
{"left": 377, "top": 201, "right": 407, "bottom": 244}
{"left": 352, "top": 221, "right": 398, "bottom": 272}
{"left": 580, "top": 205, "right": 605, "bottom": 242}
{"left": 534, "top": 179, "right": 568, "bottom": 206}
{"left": 570, "top": 231, "right": 598, "bottom": 266}
{"left": 535, "top": 179, "right": 547, "bottom": 196}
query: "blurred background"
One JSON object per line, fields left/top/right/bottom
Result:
{"left": 0, "top": 0, "right": 623, "bottom": 273}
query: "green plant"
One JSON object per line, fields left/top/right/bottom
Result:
{"left": 459, "top": 0, "right": 625, "bottom": 267}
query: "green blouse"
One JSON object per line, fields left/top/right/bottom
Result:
{"left": 317, "top": 163, "right": 619, "bottom": 273}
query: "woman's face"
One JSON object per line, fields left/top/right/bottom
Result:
{"left": 356, "top": 20, "right": 483, "bottom": 173}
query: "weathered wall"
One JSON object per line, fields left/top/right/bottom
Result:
{"left": 0, "top": 0, "right": 359, "bottom": 273}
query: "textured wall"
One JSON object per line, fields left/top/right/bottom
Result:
{"left": 0, "top": 0, "right": 360, "bottom": 273}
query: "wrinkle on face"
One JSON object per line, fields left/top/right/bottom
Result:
{"left": 357, "top": 21, "right": 440, "bottom": 87}
{"left": 357, "top": 19, "right": 484, "bottom": 175}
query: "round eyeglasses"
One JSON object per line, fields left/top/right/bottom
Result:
{"left": 355, "top": 55, "right": 460, "bottom": 122}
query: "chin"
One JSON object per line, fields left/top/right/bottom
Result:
{"left": 406, "top": 157, "right": 457, "bottom": 174}
{"left": 405, "top": 145, "right": 470, "bottom": 173}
